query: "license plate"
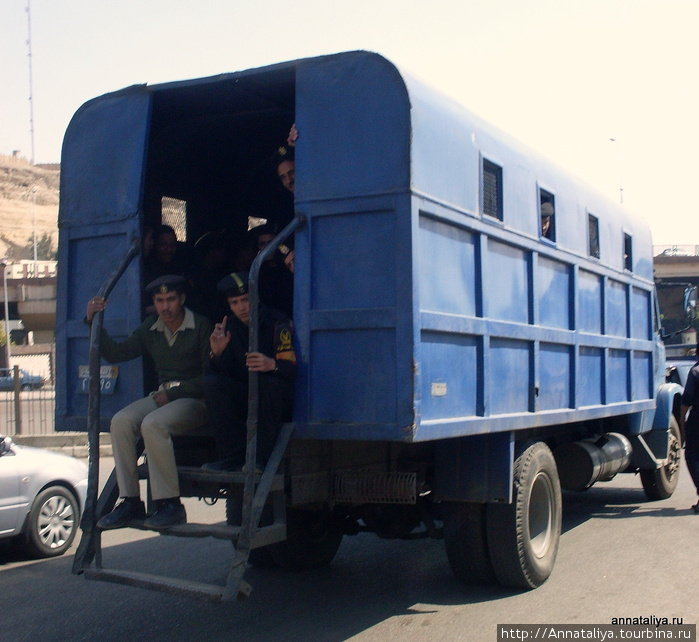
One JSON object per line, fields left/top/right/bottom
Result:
{"left": 78, "top": 365, "right": 119, "bottom": 394}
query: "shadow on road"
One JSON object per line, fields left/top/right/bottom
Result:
{"left": 2, "top": 528, "right": 519, "bottom": 642}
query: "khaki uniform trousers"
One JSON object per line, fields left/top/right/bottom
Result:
{"left": 110, "top": 395, "right": 208, "bottom": 500}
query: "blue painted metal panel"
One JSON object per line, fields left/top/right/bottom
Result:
{"left": 539, "top": 343, "right": 573, "bottom": 410}
{"left": 632, "top": 351, "right": 653, "bottom": 401}
{"left": 489, "top": 339, "right": 531, "bottom": 414}
{"left": 420, "top": 331, "right": 480, "bottom": 421}
{"left": 578, "top": 269, "right": 603, "bottom": 334}
{"left": 56, "top": 90, "right": 149, "bottom": 431}
{"left": 310, "top": 328, "right": 397, "bottom": 426}
{"left": 631, "top": 287, "right": 651, "bottom": 340}
{"left": 579, "top": 347, "right": 604, "bottom": 406}
{"left": 606, "top": 279, "right": 628, "bottom": 337}
{"left": 417, "top": 216, "right": 477, "bottom": 317}
{"left": 538, "top": 256, "right": 571, "bottom": 329}
{"left": 484, "top": 240, "right": 529, "bottom": 324}
{"left": 310, "top": 210, "right": 396, "bottom": 310}
{"left": 296, "top": 52, "right": 410, "bottom": 203}
{"left": 59, "top": 89, "right": 150, "bottom": 225}
{"left": 607, "top": 349, "right": 629, "bottom": 403}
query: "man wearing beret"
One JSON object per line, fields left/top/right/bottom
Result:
{"left": 202, "top": 272, "right": 295, "bottom": 472}
{"left": 85, "top": 275, "right": 213, "bottom": 529}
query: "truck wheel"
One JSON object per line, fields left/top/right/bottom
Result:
{"left": 443, "top": 501, "right": 496, "bottom": 584}
{"left": 486, "top": 442, "right": 561, "bottom": 589}
{"left": 23, "top": 486, "right": 79, "bottom": 558}
{"left": 269, "top": 507, "right": 343, "bottom": 570}
{"left": 640, "top": 416, "right": 682, "bottom": 501}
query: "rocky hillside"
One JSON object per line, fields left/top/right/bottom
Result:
{"left": 0, "top": 154, "right": 59, "bottom": 260}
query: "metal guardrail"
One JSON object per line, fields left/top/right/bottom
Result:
{"left": 0, "top": 386, "right": 55, "bottom": 435}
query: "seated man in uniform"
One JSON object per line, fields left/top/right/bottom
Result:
{"left": 202, "top": 272, "right": 295, "bottom": 472}
{"left": 85, "top": 275, "right": 212, "bottom": 529}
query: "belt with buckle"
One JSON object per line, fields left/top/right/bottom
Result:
{"left": 162, "top": 381, "right": 182, "bottom": 391}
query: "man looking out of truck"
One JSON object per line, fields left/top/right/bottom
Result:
{"left": 86, "top": 275, "right": 212, "bottom": 529}
{"left": 202, "top": 272, "right": 295, "bottom": 472}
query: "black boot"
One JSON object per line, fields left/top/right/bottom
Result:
{"left": 143, "top": 498, "right": 186, "bottom": 529}
{"left": 96, "top": 497, "right": 146, "bottom": 530}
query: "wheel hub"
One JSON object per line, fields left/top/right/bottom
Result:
{"left": 528, "top": 472, "right": 554, "bottom": 559}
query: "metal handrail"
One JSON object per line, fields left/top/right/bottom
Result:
{"left": 73, "top": 238, "right": 140, "bottom": 573}
{"left": 226, "top": 215, "right": 304, "bottom": 598}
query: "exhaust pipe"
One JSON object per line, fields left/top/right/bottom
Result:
{"left": 554, "top": 433, "right": 632, "bottom": 491}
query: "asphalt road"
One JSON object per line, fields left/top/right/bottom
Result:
{"left": 1, "top": 457, "right": 697, "bottom": 642}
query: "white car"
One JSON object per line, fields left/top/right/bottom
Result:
{"left": 0, "top": 435, "right": 88, "bottom": 557}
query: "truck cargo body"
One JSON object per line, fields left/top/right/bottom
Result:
{"left": 57, "top": 51, "right": 682, "bottom": 592}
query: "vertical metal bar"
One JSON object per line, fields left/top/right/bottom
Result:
{"left": 73, "top": 239, "right": 139, "bottom": 574}
{"left": 225, "top": 216, "right": 304, "bottom": 599}
{"left": 12, "top": 365, "right": 21, "bottom": 435}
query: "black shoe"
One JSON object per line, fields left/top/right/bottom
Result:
{"left": 97, "top": 497, "right": 146, "bottom": 530}
{"left": 201, "top": 457, "right": 243, "bottom": 472}
{"left": 143, "top": 499, "right": 186, "bottom": 529}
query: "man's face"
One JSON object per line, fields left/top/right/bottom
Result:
{"left": 153, "top": 290, "right": 186, "bottom": 323}
{"left": 228, "top": 293, "right": 250, "bottom": 325}
{"left": 155, "top": 232, "right": 177, "bottom": 263}
{"left": 277, "top": 160, "right": 295, "bottom": 193}
{"left": 256, "top": 233, "right": 275, "bottom": 252}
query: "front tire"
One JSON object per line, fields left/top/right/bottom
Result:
{"left": 23, "top": 486, "right": 80, "bottom": 558}
{"left": 640, "top": 416, "right": 682, "bottom": 501}
{"left": 486, "top": 442, "right": 561, "bottom": 589}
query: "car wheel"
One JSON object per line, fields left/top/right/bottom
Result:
{"left": 23, "top": 486, "right": 80, "bottom": 558}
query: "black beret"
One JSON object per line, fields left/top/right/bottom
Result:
{"left": 217, "top": 272, "right": 248, "bottom": 296}
{"left": 145, "top": 274, "right": 187, "bottom": 296}
{"left": 271, "top": 145, "right": 294, "bottom": 169}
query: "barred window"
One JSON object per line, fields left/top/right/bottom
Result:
{"left": 624, "top": 233, "right": 633, "bottom": 271}
{"left": 482, "top": 158, "right": 503, "bottom": 220}
{"left": 588, "top": 213, "right": 600, "bottom": 258}
{"left": 161, "top": 196, "right": 187, "bottom": 241}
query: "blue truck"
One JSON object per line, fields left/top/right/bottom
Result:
{"left": 57, "top": 51, "right": 683, "bottom": 600}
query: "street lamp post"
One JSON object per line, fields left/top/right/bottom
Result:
{"left": 0, "top": 261, "right": 11, "bottom": 368}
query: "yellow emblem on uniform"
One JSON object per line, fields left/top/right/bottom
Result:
{"left": 159, "top": 284, "right": 168, "bottom": 294}
{"left": 278, "top": 328, "right": 292, "bottom": 351}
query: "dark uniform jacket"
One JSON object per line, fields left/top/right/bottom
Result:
{"left": 99, "top": 308, "right": 212, "bottom": 400}
{"left": 207, "top": 307, "right": 295, "bottom": 384}
{"left": 681, "top": 362, "right": 699, "bottom": 430}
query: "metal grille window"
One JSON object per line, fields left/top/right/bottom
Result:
{"left": 624, "top": 233, "right": 633, "bottom": 271}
{"left": 161, "top": 196, "right": 187, "bottom": 241}
{"left": 588, "top": 213, "right": 600, "bottom": 258}
{"left": 482, "top": 158, "right": 503, "bottom": 220}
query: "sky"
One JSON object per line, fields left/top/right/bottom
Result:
{"left": 1, "top": 0, "right": 697, "bottom": 245}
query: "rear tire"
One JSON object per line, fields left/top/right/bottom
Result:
{"left": 486, "top": 442, "right": 561, "bottom": 589}
{"left": 269, "top": 507, "right": 343, "bottom": 570}
{"left": 443, "top": 501, "right": 496, "bottom": 584}
{"left": 23, "top": 486, "right": 79, "bottom": 558}
{"left": 640, "top": 416, "right": 682, "bottom": 501}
